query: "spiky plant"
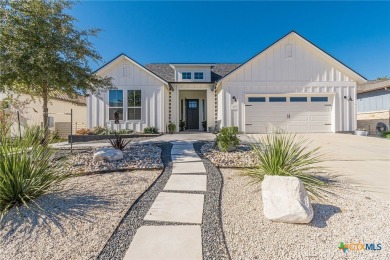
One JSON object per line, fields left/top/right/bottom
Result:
{"left": 0, "top": 128, "right": 69, "bottom": 220}
{"left": 245, "top": 133, "right": 328, "bottom": 199}
{"left": 109, "top": 134, "right": 131, "bottom": 151}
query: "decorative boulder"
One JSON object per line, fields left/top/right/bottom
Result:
{"left": 261, "top": 175, "right": 313, "bottom": 224}
{"left": 93, "top": 148, "right": 123, "bottom": 162}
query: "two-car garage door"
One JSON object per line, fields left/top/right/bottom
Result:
{"left": 245, "top": 95, "right": 333, "bottom": 133}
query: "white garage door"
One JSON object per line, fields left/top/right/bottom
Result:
{"left": 245, "top": 95, "right": 332, "bottom": 133}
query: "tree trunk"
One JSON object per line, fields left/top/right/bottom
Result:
{"left": 42, "top": 86, "right": 49, "bottom": 132}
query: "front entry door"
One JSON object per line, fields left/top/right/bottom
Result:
{"left": 186, "top": 99, "right": 199, "bottom": 129}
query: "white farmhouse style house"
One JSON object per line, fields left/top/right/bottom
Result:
{"left": 87, "top": 31, "right": 366, "bottom": 133}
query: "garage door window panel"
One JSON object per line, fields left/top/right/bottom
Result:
{"left": 290, "top": 97, "right": 307, "bottom": 102}
{"left": 269, "top": 97, "right": 287, "bottom": 102}
{"left": 311, "top": 97, "right": 328, "bottom": 102}
{"left": 248, "top": 97, "right": 266, "bottom": 102}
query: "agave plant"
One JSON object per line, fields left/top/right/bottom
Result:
{"left": 245, "top": 133, "right": 328, "bottom": 199}
{"left": 109, "top": 133, "right": 131, "bottom": 150}
{"left": 0, "top": 128, "right": 69, "bottom": 220}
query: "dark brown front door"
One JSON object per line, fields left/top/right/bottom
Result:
{"left": 186, "top": 99, "right": 199, "bottom": 129}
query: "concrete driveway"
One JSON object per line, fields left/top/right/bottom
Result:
{"left": 242, "top": 133, "right": 390, "bottom": 201}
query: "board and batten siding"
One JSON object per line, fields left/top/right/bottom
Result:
{"left": 218, "top": 34, "right": 357, "bottom": 133}
{"left": 88, "top": 56, "right": 166, "bottom": 132}
{"left": 357, "top": 89, "right": 390, "bottom": 113}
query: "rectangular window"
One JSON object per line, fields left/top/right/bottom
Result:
{"left": 182, "top": 72, "right": 191, "bottom": 79}
{"left": 311, "top": 97, "right": 328, "bottom": 102}
{"left": 188, "top": 100, "right": 198, "bottom": 108}
{"left": 248, "top": 97, "right": 266, "bottom": 102}
{"left": 128, "top": 90, "right": 142, "bottom": 120}
{"left": 109, "top": 90, "right": 123, "bottom": 120}
{"left": 269, "top": 97, "right": 287, "bottom": 102}
{"left": 194, "top": 72, "right": 203, "bottom": 79}
{"left": 290, "top": 97, "right": 308, "bottom": 102}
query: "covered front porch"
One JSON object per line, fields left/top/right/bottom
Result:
{"left": 169, "top": 83, "right": 215, "bottom": 132}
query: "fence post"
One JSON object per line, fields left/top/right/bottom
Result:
{"left": 17, "top": 111, "right": 21, "bottom": 139}
{"left": 70, "top": 109, "right": 73, "bottom": 154}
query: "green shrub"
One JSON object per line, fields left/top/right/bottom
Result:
{"left": 92, "top": 127, "right": 133, "bottom": 135}
{"left": 92, "top": 126, "right": 106, "bottom": 135}
{"left": 245, "top": 133, "right": 327, "bottom": 199}
{"left": 0, "top": 130, "right": 69, "bottom": 219}
{"left": 168, "top": 122, "right": 176, "bottom": 133}
{"left": 379, "top": 131, "right": 390, "bottom": 138}
{"left": 216, "top": 126, "right": 240, "bottom": 152}
{"left": 116, "top": 129, "right": 133, "bottom": 135}
{"left": 144, "top": 127, "right": 159, "bottom": 134}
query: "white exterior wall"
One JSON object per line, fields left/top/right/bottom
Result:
{"left": 88, "top": 56, "right": 166, "bottom": 132}
{"left": 173, "top": 66, "right": 212, "bottom": 82}
{"left": 219, "top": 34, "right": 358, "bottom": 133}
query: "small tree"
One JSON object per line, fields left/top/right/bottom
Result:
{"left": 0, "top": 0, "right": 113, "bottom": 131}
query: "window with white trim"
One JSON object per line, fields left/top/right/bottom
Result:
{"left": 194, "top": 72, "right": 203, "bottom": 79}
{"left": 182, "top": 72, "right": 191, "bottom": 79}
{"left": 109, "top": 90, "right": 123, "bottom": 120}
{"left": 128, "top": 90, "right": 142, "bottom": 120}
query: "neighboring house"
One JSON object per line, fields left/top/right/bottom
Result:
{"left": 357, "top": 79, "right": 390, "bottom": 134}
{"left": 0, "top": 91, "right": 87, "bottom": 138}
{"left": 88, "top": 31, "right": 366, "bottom": 133}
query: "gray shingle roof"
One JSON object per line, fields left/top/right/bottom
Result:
{"left": 144, "top": 63, "right": 241, "bottom": 83}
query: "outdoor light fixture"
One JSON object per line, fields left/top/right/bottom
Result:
{"left": 344, "top": 96, "right": 353, "bottom": 101}
{"left": 232, "top": 96, "right": 237, "bottom": 102}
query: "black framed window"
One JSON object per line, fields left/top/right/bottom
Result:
{"left": 182, "top": 72, "right": 191, "bottom": 79}
{"left": 269, "top": 97, "right": 287, "bottom": 102}
{"left": 128, "top": 90, "right": 142, "bottom": 120}
{"left": 109, "top": 90, "right": 123, "bottom": 120}
{"left": 311, "top": 97, "right": 328, "bottom": 102}
{"left": 194, "top": 72, "right": 203, "bottom": 79}
{"left": 290, "top": 97, "right": 308, "bottom": 102}
{"left": 248, "top": 97, "right": 266, "bottom": 102}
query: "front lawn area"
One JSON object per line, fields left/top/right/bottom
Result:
{"left": 0, "top": 170, "right": 161, "bottom": 259}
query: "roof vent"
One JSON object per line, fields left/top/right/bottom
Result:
{"left": 285, "top": 44, "right": 293, "bottom": 59}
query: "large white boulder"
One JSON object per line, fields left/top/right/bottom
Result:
{"left": 93, "top": 148, "right": 123, "bottom": 162}
{"left": 261, "top": 175, "right": 313, "bottom": 224}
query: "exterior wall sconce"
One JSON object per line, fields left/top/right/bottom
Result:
{"left": 232, "top": 96, "right": 237, "bottom": 102}
{"left": 344, "top": 96, "right": 353, "bottom": 101}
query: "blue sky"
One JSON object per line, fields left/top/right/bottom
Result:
{"left": 70, "top": 1, "right": 390, "bottom": 80}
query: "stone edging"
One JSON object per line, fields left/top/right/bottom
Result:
{"left": 193, "top": 141, "right": 231, "bottom": 260}
{"left": 68, "top": 133, "right": 162, "bottom": 143}
{"left": 97, "top": 142, "right": 172, "bottom": 260}
{"left": 71, "top": 167, "right": 164, "bottom": 177}
{"left": 97, "top": 141, "right": 231, "bottom": 259}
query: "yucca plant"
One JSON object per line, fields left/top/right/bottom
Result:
{"left": 245, "top": 133, "right": 328, "bottom": 199}
{"left": 109, "top": 133, "right": 131, "bottom": 150}
{"left": 0, "top": 128, "right": 69, "bottom": 220}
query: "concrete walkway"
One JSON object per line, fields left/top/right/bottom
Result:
{"left": 124, "top": 141, "right": 206, "bottom": 260}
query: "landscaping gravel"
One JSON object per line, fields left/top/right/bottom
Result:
{"left": 0, "top": 170, "right": 161, "bottom": 260}
{"left": 61, "top": 143, "right": 163, "bottom": 174}
{"left": 98, "top": 142, "right": 230, "bottom": 259}
{"left": 201, "top": 142, "right": 258, "bottom": 167}
{"left": 221, "top": 168, "right": 390, "bottom": 259}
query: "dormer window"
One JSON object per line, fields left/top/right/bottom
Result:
{"left": 182, "top": 72, "right": 191, "bottom": 79}
{"left": 194, "top": 72, "right": 204, "bottom": 79}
